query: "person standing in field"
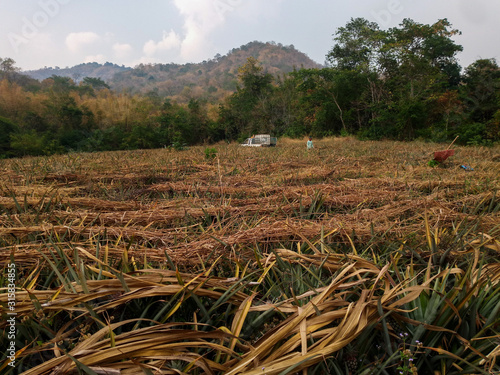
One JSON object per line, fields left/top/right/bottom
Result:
{"left": 307, "top": 136, "right": 314, "bottom": 150}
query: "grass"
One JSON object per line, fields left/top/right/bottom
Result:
{"left": 1, "top": 137, "right": 499, "bottom": 374}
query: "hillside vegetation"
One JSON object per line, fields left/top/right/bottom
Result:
{"left": 22, "top": 41, "right": 322, "bottom": 103}
{"left": 23, "top": 62, "right": 130, "bottom": 84}
{"left": 0, "top": 138, "right": 499, "bottom": 373}
{"left": 110, "top": 41, "right": 322, "bottom": 102}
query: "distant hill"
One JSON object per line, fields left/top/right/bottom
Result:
{"left": 110, "top": 41, "right": 323, "bottom": 102}
{"left": 22, "top": 41, "right": 323, "bottom": 102}
{"left": 23, "top": 62, "right": 130, "bottom": 83}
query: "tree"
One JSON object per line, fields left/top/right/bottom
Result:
{"left": 156, "top": 99, "right": 192, "bottom": 147}
{"left": 45, "top": 75, "right": 77, "bottom": 94}
{"left": 458, "top": 58, "right": 500, "bottom": 144}
{"left": 0, "top": 116, "right": 19, "bottom": 158}
{"left": 78, "top": 77, "right": 110, "bottom": 97}
{"left": 0, "top": 79, "right": 31, "bottom": 121}
{"left": 428, "top": 90, "right": 464, "bottom": 140}
{"left": 237, "top": 57, "right": 273, "bottom": 97}
{"left": 291, "top": 68, "right": 374, "bottom": 136}
{"left": 327, "top": 18, "right": 382, "bottom": 71}
{"left": 328, "top": 18, "right": 464, "bottom": 140}
{"left": 0, "top": 57, "right": 20, "bottom": 78}
{"left": 218, "top": 58, "right": 274, "bottom": 139}
{"left": 382, "top": 19, "right": 462, "bottom": 96}
{"left": 9, "top": 130, "right": 62, "bottom": 156}
{"left": 81, "top": 77, "right": 110, "bottom": 91}
{"left": 187, "top": 98, "right": 212, "bottom": 143}
{"left": 461, "top": 59, "right": 500, "bottom": 123}
{"left": 266, "top": 74, "right": 302, "bottom": 137}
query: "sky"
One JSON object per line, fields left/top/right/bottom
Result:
{"left": 1, "top": 0, "right": 499, "bottom": 72}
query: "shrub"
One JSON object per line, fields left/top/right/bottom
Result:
{"left": 458, "top": 122, "right": 493, "bottom": 146}
{"left": 204, "top": 147, "right": 217, "bottom": 160}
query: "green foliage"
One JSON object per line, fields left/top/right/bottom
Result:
{"left": 0, "top": 57, "right": 19, "bottom": 74}
{"left": 428, "top": 159, "right": 440, "bottom": 167}
{"left": 462, "top": 59, "right": 500, "bottom": 124}
{"left": 457, "top": 122, "right": 493, "bottom": 146}
{"left": 2, "top": 228, "right": 499, "bottom": 373}
{"left": 122, "top": 125, "right": 155, "bottom": 150}
{"left": 327, "top": 17, "right": 382, "bottom": 71}
{"left": 237, "top": 57, "right": 273, "bottom": 97}
{"left": 325, "top": 18, "right": 472, "bottom": 143}
{"left": 217, "top": 57, "right": 275, "bottom": 140}
{"left": 9, "top": 130, "right": 62, "bottom": 156}
{"left": 172, "top": 136, "right": 187, "bottom": 151}
{"left": 82, "top": 76, "right": 110, "bottom": 91}
{"left": 85, "top": 126, "right": 127, "bottom": 151}
{"left": 291, "top": 68, "right": 376, "bottom": 136}
{"left": 0, "top": 116, "right": 19, "bottom": 158}
{"left": 157, "top": 99, "right": 214, "bottom": 148}
{"left": 204, "top": 147, "right": 217, "bottom": 160}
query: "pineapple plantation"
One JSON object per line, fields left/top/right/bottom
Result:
{"left": 1, "top": 137, "right": 500, "bottom": 374}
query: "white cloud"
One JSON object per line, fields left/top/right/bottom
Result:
{"left": 139, "top": 0, "right": 280, "bottom": 63}
{"left": 66, "top": 31, "right": 101, "bottom": 52}
{"left": 113, "top": 42, "right": 133, "bottom": 59}
{"left": 143, "top": 29, "right": 181, "bottom": 56}
{"left": 171, "top": 0, "right": 241, "bottom": 61}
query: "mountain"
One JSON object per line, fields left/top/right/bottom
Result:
{"left": 22, "top": 41, "right": 323, "bottom": 102}
{"left": 110, "top": 41, "right": 323, "bottom": 102}
{"left": 23, "top": 62, "right": 130, "bottom": 83}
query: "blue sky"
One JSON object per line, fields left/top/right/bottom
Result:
{"left": 1, "top": 0, "right": 499, "bottom": 71}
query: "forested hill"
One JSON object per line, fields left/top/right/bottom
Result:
{"left": 109, "top": 41, "right": 322, "bottom": 102}
{"left": 23, "top": 62, "right": 130, "bottom": 83}
{"left": 22, "top": 41, "right": 322, "bottom": 102}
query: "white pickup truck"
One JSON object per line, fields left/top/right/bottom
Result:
{"left": 241, "top": 134, "right": 277, "bottom": 147}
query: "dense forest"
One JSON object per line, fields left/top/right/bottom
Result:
{"left": 1, "top": 18, "right": 499, "bottom": 158}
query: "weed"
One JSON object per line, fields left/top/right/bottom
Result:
{"left": 204, "top": 147, "right": 218, "bottom": 160}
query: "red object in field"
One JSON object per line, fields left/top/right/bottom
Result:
{"left": 433, "top": 149, "right": 455, "bottom": 162}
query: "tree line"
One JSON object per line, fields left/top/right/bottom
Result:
{"left": 1, "top": 18, "right": 499, "bottom": 158}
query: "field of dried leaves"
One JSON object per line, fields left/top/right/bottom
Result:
{"left": 1, "top": 137, "right": 499, "bottom": 374}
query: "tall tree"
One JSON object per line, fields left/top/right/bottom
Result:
{"left": 0, "top": 57, "right": 20, "bottom": 78}
{"left": 0, "top": 116, "right": 19, "bottom": 158}
{"left": 219, "top": 57, "right": 274, "bottom": 139}
{"left": 291, "top": 68, "right": 374, "bottom": 136}
{"left": 382, "top": 19, "right": 462, "bottom": 96}
{"left": 462, "top": 59, "right": 500, "bottom": 123}
{"left": 237, "top": 57, "right": 273, "bottom": 97}
{"left": 459, "top": 58, "right": 500, "bottom": 144}
{"left": 327, "top": 18, "right": 382, "bottom": 72}
{"left": 328, "top": 18, "right": 464, "bottom": 140}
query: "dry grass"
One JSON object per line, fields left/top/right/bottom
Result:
{"left": 1, "top": 137, "right": 499, "bottom": 266}
{"left": 1, "top": 137, "right": 500, "bottom": 374}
